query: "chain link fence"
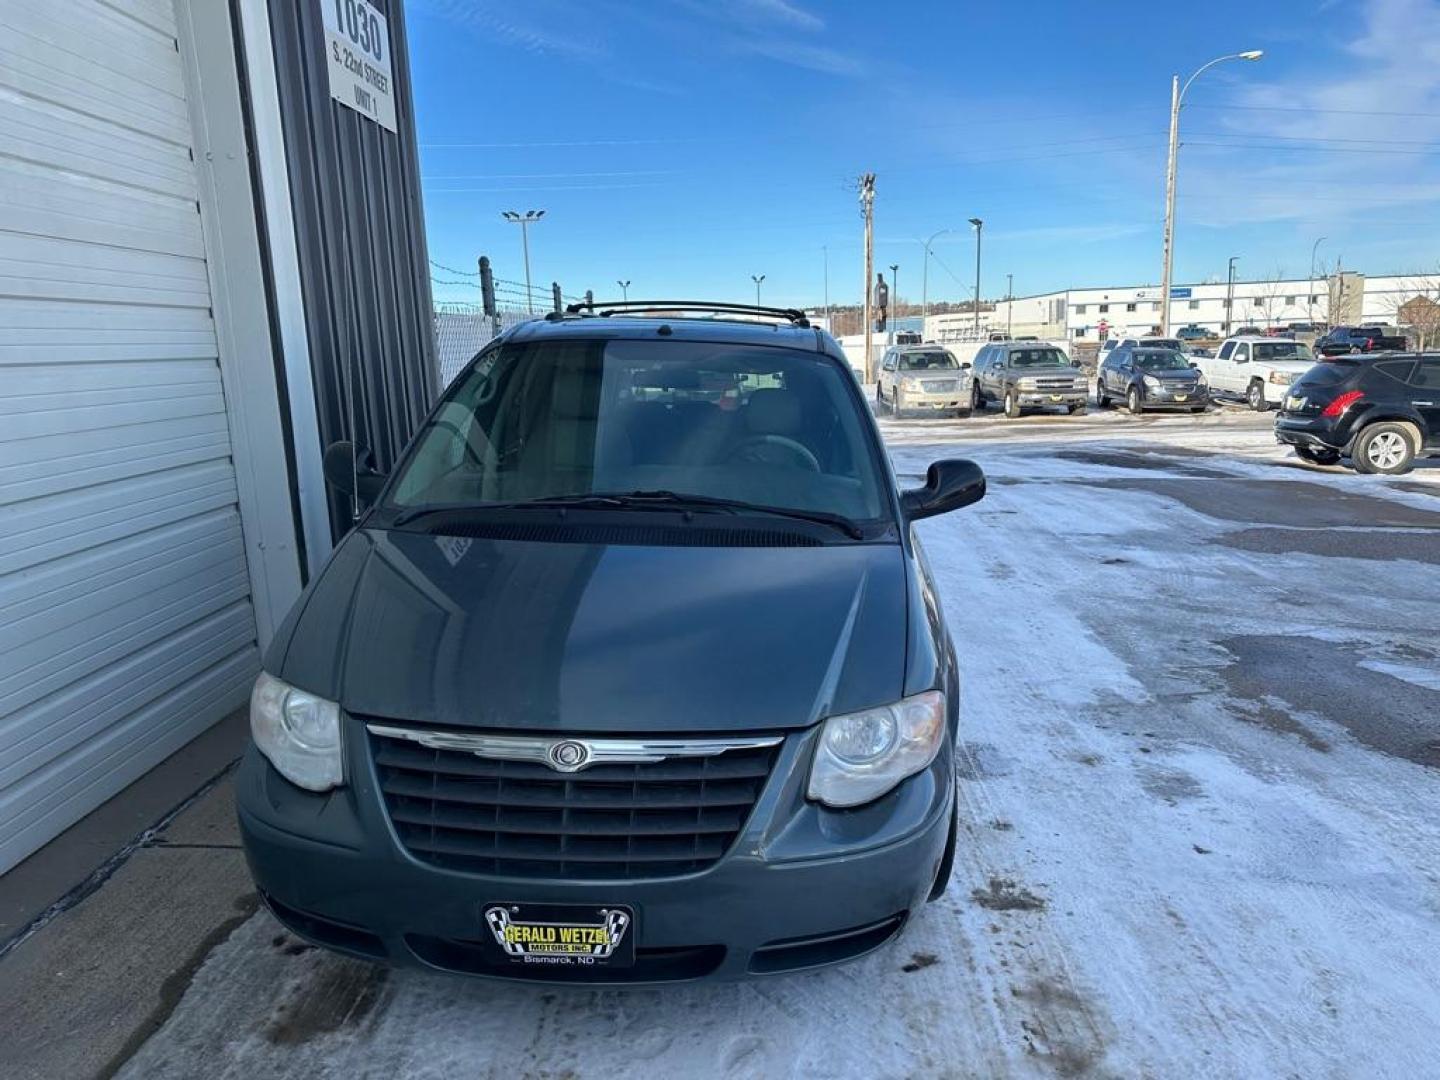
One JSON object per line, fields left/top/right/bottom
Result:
{"left": 429, "top": 260, "right": 587, "bottom": 388}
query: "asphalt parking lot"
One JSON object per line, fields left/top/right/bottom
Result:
{"left": 5, "top": 404, "right": 1439, "bottom": 1079}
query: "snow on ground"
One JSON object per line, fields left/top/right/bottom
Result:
{"left": 119, "top": 410, "right": 1440, "bottom": 1079}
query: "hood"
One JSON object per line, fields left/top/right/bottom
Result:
{"left": 273, "top": 528, "right": 909, "bottom": 734}
{"left": 1254, "top": 358, "right": 1314, "bottom": 373}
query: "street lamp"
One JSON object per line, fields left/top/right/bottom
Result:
{"left": 501, "top": 209, "right": 545, "bottom": 314}
{"left": 751, "top": 274, "right": 766, "bottom": 306}
{"left": 921, "top": 228, "right": 950, "bottom": 320}
{"left": 889, "top": 263, "right": 899, "bottom": 344}
{"left": 1225, "top": 255, "right": 1239, "bottom": 336}
{"left": 1309, "top": 237, "right": 1326, "bottom": 324}
{"left": 1006, "top": 272, "right": 1014, "bottom": 339}
{"left": 968, "top": 218, "right": 983, "bottom": 338}
{"left": 822, "top": 246, "right": 830, "bottom": 327}
{"left": 617, "top": 279, "right": 631, "bottom": 302}
{"left": 1159, "top": 50, "right": 1264, "bottom": 334}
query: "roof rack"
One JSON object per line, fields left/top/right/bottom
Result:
{"left": 560, "top": 299, "right": 811, "bottom": 328}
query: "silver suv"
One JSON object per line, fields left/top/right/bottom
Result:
{"left": 876, "top": 345, "right": 973, "bottom": 418}
{"left": 972, "top": 342, "right": 1088, "bottom": 418}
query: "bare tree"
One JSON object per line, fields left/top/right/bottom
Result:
{"left": 1381, "top": 269, "right": 1440, "bottom": 348}
{"left": 1251, "top": 268, "right": 1292, "bottom": 330}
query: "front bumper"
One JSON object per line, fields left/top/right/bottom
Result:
{"left": 1138, "top": 389, "right": 1208, "bottom": 410}
{"left": 895, "top": 386, "right": 970, "bottom": 412}
{"left": 236, "top": 723, "right": 954, "bottom": 984}
{"left": 1015, "top": 390, "right": 1087, "bottom": 407}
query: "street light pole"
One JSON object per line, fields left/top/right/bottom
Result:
{"left": 921, "top": 228, "right": 950, "bottom": 321}
{"left": 1159, "top": 50, "right": 1264, "bottom": 335}
{"left": 502, "top": 209, "right": 546, "bottom": 314}
{"left": 822, "top": 246, "right": 830, "bottom": 327}
{"left": 1309, "top": 237, "right": 1326, "bottom": 324}
{"left": 1225, "top": 255, "right": 1239, "bottom": 336}
{"left": 617, "top": 279, "right": 630, "bottom": 303}
{"left": 1006, "top": 272, "right": 1014, "bottom": 339}
{"left": 751, "top": 274, "right": 765, "bottom": 306}
{"left": 968, "top": 218, "right": 983, "bottom": 338}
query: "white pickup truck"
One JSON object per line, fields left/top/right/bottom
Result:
{"left": 1192, "top": 336, "right": 1318, "bottom": 411}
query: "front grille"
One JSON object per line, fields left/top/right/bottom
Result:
{"left": 1161, "top": 380, "right": 1199, "bottom": 392}
{"left": 370, "top": 728, "right": 780, "bottom": 879}
{"left": 1034, "top": 377, "right": 1079, "bottom": 391}
{"left": 919, "top": 378, "right": 958, "bottom": 393}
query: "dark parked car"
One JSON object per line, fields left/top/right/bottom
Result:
{"left": 1096, "top": 345, "right": 1208, "bottom": 413}
{"left": 1175, "top": 325, "right": 1210, "bottom": 342}
{"left": 1275, "top": 353, "right": 1440, "bottom": 473}
{"left": 972, "top": 341, "right": 1088, "bottom": 417}
{"left": 1315, "top": 325, "right": 1407, "bottom": 356}
{"left": 238, "top": 301, "right": 986, "bottom": 983}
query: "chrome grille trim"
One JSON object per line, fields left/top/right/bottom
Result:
{"left": 365, "top": 723, "right": 783, "bottom": 774}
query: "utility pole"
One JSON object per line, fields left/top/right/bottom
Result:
{"left": 1006, "top": 273, "right": 1014, "bottom": 339}
{"left": 617, "top": 279, "right": 630, "bottom": 302}
{"left": 502, "top": 209, "right": 545, "bottom": 313}
{"left": 968, "top": 217, "right": 983, "bottom": 338}
{"left": 1224, "top": 256, "right": 1238, "bottom": 336}
{"left": 860, "top": 172, "right": 876, "bottom": 381}
{"left": 889, "top": 263, "right": 899, "bottom": 345}
{"left": 751, "top": 274, "right": 765, "bottom": 306}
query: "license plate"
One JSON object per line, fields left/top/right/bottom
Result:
{"left": 483, "top": 903, "right": 636, "bottom": 969}
{"left": 1049, "top": 394, "right": 1063, "bottom": 402}
{"left": 1174, "top": 394, "right": 1188, "bottom": 402}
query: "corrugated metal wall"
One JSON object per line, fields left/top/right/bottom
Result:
{"left": 265, "top": 0, "right": 438, "bottom": 538}
{"left": 0, "top": 0, "right": 259, "bottom": 872}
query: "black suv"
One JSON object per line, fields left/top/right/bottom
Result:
{"left": 1275, "top": 353, "right": 1440, "bottom": 473}
{"left": 237, "top": 301, "right": 986, "bottom": 983}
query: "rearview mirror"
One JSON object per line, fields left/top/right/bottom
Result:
{"left": 901, "top": 459, "right": 986, "bottom": 521}
{"left": 323, "top": 440, "right": 387, "bottom": 504}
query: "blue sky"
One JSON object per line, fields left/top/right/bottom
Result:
{"left": 406, "top": 0, "right": 1440, "bottom": 309}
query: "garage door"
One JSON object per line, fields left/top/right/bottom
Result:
{"left": 0, "top": 0, "right": 259, "bottom": 872}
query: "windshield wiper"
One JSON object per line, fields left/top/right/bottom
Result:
{"left": 391, "top": 490, "right": 867, "bottom": 539}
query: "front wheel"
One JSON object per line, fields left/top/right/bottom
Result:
{"left": 875, "top": 383, "right": 889, "bottom": 414}
{"left": 1295, "top": 445, "right": 1342, "bottom": 466}
{"left": 1247, "top": 380, "right": 1268, "bottom": 412}
{"left": 972, "top": 384, "right": 984, "bottom": 412}
{"left": 1127, "top": 385, "right": 1143, "bottom": 414}
{"left": 1068, "top": 404, "right": 1087, "bottom": 416}
{"left": 1004, "top": 389, "right": 1022, "bottom": 419}
{"left": 1352, "top": 423, "right": 1416, "bottom": 475}
{"left": 953, "top": 408, "right": 973, "bottom": 420}
{"left": 1096, "top": 381, "right": 1110, "bottom": 408}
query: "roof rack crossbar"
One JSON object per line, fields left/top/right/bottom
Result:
{"left": 562, "top": 299, "right": 810, "bottom": 327}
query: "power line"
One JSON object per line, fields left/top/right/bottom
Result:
{"left": 1184, "top": 140, "right": 1440, "bottom": 156}
{"left": 1188, "top": 102, "right": 1440, "bottom": 120}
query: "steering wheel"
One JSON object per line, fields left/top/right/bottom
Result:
{"left": 725, "top": 434, "right": 821, "bottom": 472}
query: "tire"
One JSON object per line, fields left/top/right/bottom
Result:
{"left": 1190, "top": 406, "right": 1207, "bottom": 414}
{"left": 1096, "top": 381, "right": 1110, "bottom": 408}
{"left": 1295, "top": 445, "right": 1342, "bottom": 466}
{"left": 1247, "top": 379, "right": 1269, "bottom": 412}
{"left": 1127, "top": 385, "right": 1143, "bottom": 414}
{"left": 1352, "top": 423, "right": 1416, "bottom": 475}
{"left": 875, "top": 383, "right": 888, "bottom": 415}
{"left": 1068, "top": 404, "right": 1087, "bottom": 416}
{"left": 1004, "top": 388, "right": 1022, "bottom": 419}
{"left": 927, "top": 797, "right": 958, "bottom": 902}
{"left": 972, "top": 384, "right": 984, "bottom": 412}
{"left": 953, "top": 408, "right": 972, "bottom": 420}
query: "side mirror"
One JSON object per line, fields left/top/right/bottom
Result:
{"left": 960, "top": 361, "right": 973, "bottom": 370}
{"left": 323, "top": 440, "right": 387, "bottom": 504}
{"left": 901, "top": 459, "right": 986, "bottom": 522}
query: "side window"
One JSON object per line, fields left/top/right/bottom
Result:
{"left": 1373, "top": 360, "right": 1415, "bottom": 383}
{"left": 883, "top": 350, "right": 897, "bottom": 372}
{"left": 1411, "top": 360, "right": 1440, "bottom": 389}
{"left": 1218, "top": 341, "right": 1235, "bottom": 360}
{"left": 1233, "top": 344, "right": 1250, "bottom": 363}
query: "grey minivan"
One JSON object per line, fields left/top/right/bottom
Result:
{"left": 237, "top": 302, "right": 985, "bottom": 983}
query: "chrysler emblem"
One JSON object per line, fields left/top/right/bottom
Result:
{"left": 548, "top": 740, "right": 590, "bottom": 772}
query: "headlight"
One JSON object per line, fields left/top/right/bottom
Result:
{"left": 1143, "top": 374, "right": 1161, "bottom": 389}
{"left": 807, "top": 691, "right": 946, "bottom": 808}
{"left": 1268, "top": 370, "right": 1293, "bottom": 385}
{"left": 1193, "top": 369, "right": 1208, "bottom": 385}
{"left": 250, "top": 671, "right": 343, "bottom": 791}
{"left": 1017, "top": 378, "right": 1037, "bottom": 390}
{"left": 900, "top": 375, "right": 921, "bottom": 390}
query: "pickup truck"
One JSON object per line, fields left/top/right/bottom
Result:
{"left": 1315, "top": 325, "right": 1407, "bottom": 356}
{"left": 1192, "top": 336, "right": 1318, "bottom": 411}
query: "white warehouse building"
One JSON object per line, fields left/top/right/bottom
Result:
{"left": 969, "top": 272, "right": 1437, "bottom": 343}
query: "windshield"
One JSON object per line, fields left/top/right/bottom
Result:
{"left": 1253, "top": 342, "right": 1314, "bottom": 362}
{"left": 1132, "top": 350, "right": 1187, "bottom": 370}
{"left": 1140, "top": 338, "right": 1183, "bottom": 351}
{"left": 1009, "top": 348, "right": 1070, "bottom": 368}
{"left": 899, "top": 350, "right": 958, "bottom": 371}
{"left": 387, "top": 339, "right": 886, "bottom": 522}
